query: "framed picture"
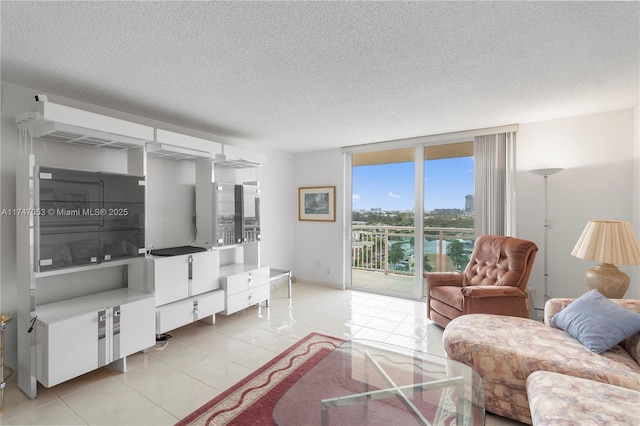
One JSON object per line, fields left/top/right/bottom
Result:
{"left": 298, "top": 186, "right": 336, "bottom": 222}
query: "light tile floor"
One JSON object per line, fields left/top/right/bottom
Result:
{"left": 352, "top": 269, "right": 415, "bottom": 297}
{"left": 1, "top": 281, "right": 523, "bottom": 425}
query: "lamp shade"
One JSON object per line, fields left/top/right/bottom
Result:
{"left": 571, "top": 220, "right": 640, "bottom": 265}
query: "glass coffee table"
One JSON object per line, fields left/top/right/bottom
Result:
{"left": 273, "top": 339, "right": 484, "bottom": 425}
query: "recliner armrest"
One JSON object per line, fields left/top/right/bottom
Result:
{"left": 424, "top": 272, "right": 464, "bottom": 288}
{"left": 461, "top": 285, "right": 526, "bottom": 298}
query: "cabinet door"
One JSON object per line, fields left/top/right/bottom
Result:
{"left": 151, "top": 256, "right": 189, "bottom": 306}
{"left": 243, "top": 185, "right": 260, "bottom": 243}
{"left": 38, "top": 167, "right": 101, "bottom": 271}
{"left": 115, "top": 297, "right": 155, "bottom": 359}
{"left": 100, "top": 172, "right": 146, "bottom": 261}
{"left": 191, "top": 251, "right": 220, "bottom": 295}
{"left": 213, "top": 183, "right": 243, "bottom": 246}
{"left": 37, "top": 311, "right": 98, "bottom": 387}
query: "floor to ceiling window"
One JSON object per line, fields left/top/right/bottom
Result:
{"left": 345, "top": 126, "right": 516, "bottom": 300}
{"left": 348, "top": 142, "right": 475, "bottom": 299}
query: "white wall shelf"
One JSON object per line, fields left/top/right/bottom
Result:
{"left": 15, "top": 101, "right": 154, "bottom": 149}
{"left": 148, "top": 129, "right": 222, "bottom": 161}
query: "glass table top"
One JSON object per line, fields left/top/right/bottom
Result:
{"left": 273, "top": 339, "right": 484, "bottom": 425}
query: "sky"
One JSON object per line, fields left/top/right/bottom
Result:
{"left": 352, "top": 156, "right": 474, "bottom": 211}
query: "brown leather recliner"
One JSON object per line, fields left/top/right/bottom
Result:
{"left": 425, "top": 235, "right": 538, "bottom": 328}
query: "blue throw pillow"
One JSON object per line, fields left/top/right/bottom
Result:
{"left": 551, "top": 289, "right": 640, "bottom": 354}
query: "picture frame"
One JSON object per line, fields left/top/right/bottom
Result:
{"left": 298, "top": 186, "right": 336, "bottom": 222}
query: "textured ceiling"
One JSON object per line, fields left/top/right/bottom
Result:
{"left": 1, "top": 1, "right": 638, "bottom": 153}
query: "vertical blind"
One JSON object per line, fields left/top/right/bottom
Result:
{"left": 474, "top": 132, "right": 516, "bottom": 236}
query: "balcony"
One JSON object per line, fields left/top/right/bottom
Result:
{"left": 351, "top": 225, "right": 475, "bottom": 297}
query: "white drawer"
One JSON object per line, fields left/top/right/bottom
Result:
{"left": 195, "top": 290, "right": 224, "bottom": 319}
{"left": 223, "top": 283, "right": 270, "bottom": 315}
{"left": 155, "top": 290, "right": 224, "bottom": 334}
{"left": 223, "top": 267, "right": 270, "bottom": 295}
{"left": 156, "top": 300, "right": 194, "bottom": 334}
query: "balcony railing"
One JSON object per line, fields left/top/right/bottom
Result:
{"left": 352, "top": 225, "right": 475, "bottom": 276}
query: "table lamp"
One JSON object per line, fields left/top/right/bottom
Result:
{"left": 571, "top": 220, "right": 640, "bottom": 298}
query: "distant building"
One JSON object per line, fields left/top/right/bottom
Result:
{"left": 465, "top": 194, "right": 474, "bottom": 213}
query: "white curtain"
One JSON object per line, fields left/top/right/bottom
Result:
{"left": 474, "top": 132, "right": 516, "bottom": 236}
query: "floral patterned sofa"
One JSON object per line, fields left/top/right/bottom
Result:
{"left": 443, "top": 298, "right": 640, "bottom": 424}
{"left": 526, "top": 370, "right": 640, "bottom": 425}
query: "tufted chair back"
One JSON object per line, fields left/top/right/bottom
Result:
{"left": 464, "top": 235, "right": 538, "bottom": 290}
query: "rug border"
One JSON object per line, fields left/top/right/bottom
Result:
{"left": 176, "top": 332, "right": 344, "bottom": 425}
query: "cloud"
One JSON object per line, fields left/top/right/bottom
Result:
{"left": 352, "top": 194, "right": 361, "bottom": 201}
{"left": 388, "top": 192, "right": 401, "bottom": 198}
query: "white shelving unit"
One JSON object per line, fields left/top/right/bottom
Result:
{"left": 15, "top": 101, "right": 155, "bottom": 399}
{"left": 14, "top": 100, "right": 269, "bottom": 399}
{"left": 143, "top": 129, "right": 226, "bottom": 335}
{"left": 195, "top": 155, "right": 269, "bottom": 316}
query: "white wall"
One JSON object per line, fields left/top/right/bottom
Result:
{"left": 516, "top": 109, "right": 638, "bottom": 308}
{"left": 0, "top": 81, "right": 295, "bottom": 369}
{"left": 293, "top": 149, "right": 345, "bottom": 287}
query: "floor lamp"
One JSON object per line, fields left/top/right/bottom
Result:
{"left": 529, "top": 168, "right": 563, "bottom": 307}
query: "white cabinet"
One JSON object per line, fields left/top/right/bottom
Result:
{"left": 35, "top": 289, "right": 154, "bottom": 387}
{"left": 148, "top": 250, "right": 220, "bottom": 305}
{"left": 147, "top": 250, "right": 224, "bottom": 333}
{"left": 220, "top": 265, "right": 270, "bottom": 315}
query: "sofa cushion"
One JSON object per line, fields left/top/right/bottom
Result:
{"left": 527, "top": 371, "right": 640, "bottom": 426}
{"left": 623, "top": 332, "right": 640, "bottom": 365}
{"left": 551, "top": 289, "right": 640, "bottom": 353}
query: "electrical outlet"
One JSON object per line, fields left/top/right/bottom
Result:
{"left": 326, "top": 266, "right": 331, "bottom": 275}
{"left": 314, "top": 261, "right": 321, "bottom": 269}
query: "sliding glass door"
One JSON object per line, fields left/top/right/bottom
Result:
{"left": 423, "top": 142, "right": 475, "bottom": 296}
{"left": 350, "top": 148, "right": 416, "bottom": 297}
{"left": 348, "top": 142, "right": 475, "bottom": 299}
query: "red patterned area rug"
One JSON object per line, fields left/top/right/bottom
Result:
{"left": 176, "top": 332, "right": 345, "bottom": 426}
